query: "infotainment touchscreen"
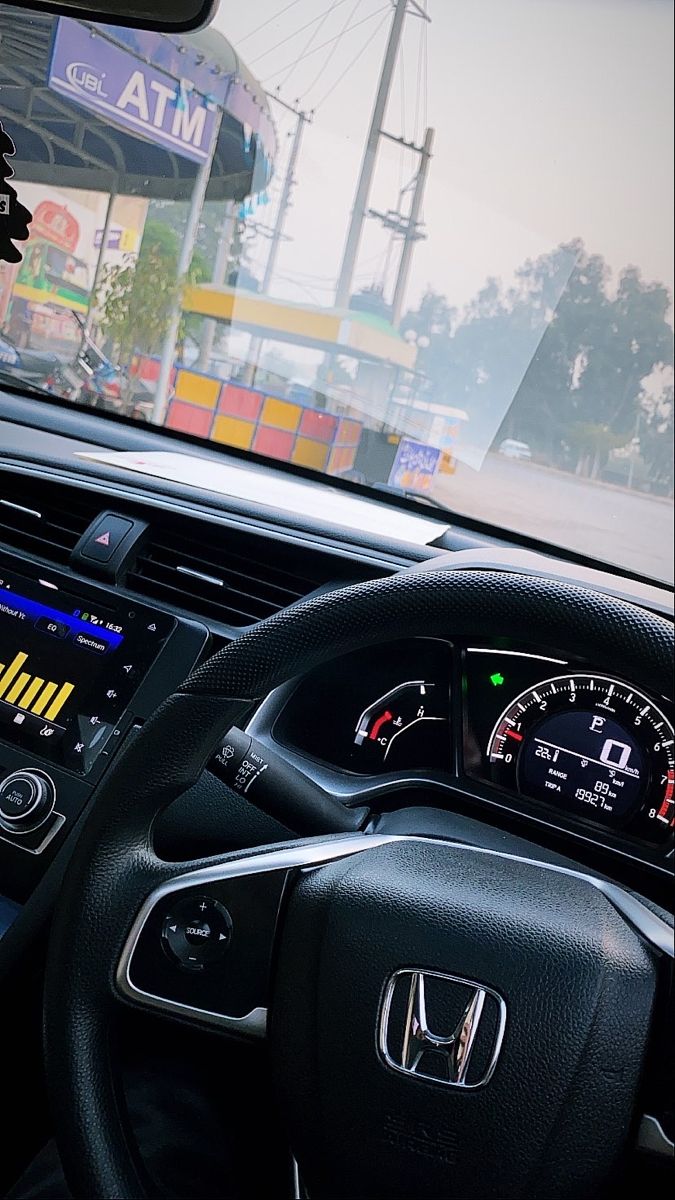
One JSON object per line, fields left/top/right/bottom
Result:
{"left": 0, "top": 561, "right": 174, "bottom": 773}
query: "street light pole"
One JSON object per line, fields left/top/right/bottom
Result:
{"left": 85, "top": 181, "right": 117, "bottom": 336}
{"left": 196, "top": 199, "right": 236, "bottom": 372}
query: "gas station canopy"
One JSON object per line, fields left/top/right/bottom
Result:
{"left": 0, "top": 8, "right": 276, "bottom": 201}
{"left": 183, "top": 284, "right": 418, "bottom": 369}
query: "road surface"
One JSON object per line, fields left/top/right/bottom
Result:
{"left": 432, "top": 455, "right": 673, "bottom": 585}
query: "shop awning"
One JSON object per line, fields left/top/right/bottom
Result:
{"left": 0, "top": 9, "right": 275, "bottom": 202}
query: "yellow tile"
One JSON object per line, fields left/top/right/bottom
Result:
{"left": 211, "top": 415, "right": 255, "bottom": 450}
{"left": 292, "top": 437, "right": 329, "bottom": 471}
{"left": 174, "top": 370, "right": 220, "bottom": 409}
{"left": 262, "top": 397, "right": 301, "bottom": 432}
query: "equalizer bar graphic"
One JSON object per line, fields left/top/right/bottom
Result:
{"left": 0, "top": 651, "right": 74, "bottom": 722}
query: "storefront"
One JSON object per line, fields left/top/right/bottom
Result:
{"left": 0, "top": 10, "right": 275, "bottom": 347}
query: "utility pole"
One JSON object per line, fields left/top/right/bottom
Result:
{"left": 241, "top": 95, "right": 310, "bottom": 387}
{"left": 334, "top": 0, "right": 430, "bottom": 309}
{"left": 391, "top": 125, "right": 434, "bottom": 327}
{"left": 262, "top": 98, "right": 310, "bottom": 294}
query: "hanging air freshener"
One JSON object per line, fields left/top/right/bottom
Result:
{"left": 0, "top": 121, "right": 33, "bottom": 265}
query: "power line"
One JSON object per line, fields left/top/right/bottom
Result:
{"left": 249, "top": 0, "right": 350, "bottom": 65}
{"left": 275, "top": 246, "right": 388, "bottom": 284}
{"left": 263, "top": 5, "right": 390, "bottom": 84}
{"left": 299, "top": 0, "right": 364, "bottom": 101}
{"left": 237, "top": 0, "right": 304, "bottom": 46}
{"left": 312, "top": 9, "right": 391, "bottom": 109}
{"left": 278, "top": 0, "right": 343, "bottom": 93}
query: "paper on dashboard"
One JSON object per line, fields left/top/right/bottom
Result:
{"left": 75, "top": 450, "right": 449, "bottom": 546}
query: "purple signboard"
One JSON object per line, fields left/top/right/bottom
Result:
{"left": 388, "top": 437, "right": 442, "bottom": 494}
{"left": 98, "top": 24, "right": 276, "bottom": 162}
{"left": 48, "top": 20, "right": 219, "bottom": 164}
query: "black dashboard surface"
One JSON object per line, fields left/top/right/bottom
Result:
{"left": 0, "top": 403, "right": 673, "bottom": 929}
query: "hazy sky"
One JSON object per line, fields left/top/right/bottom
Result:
{"left": 213, "top": 0, "right": 674, "bottom": 315}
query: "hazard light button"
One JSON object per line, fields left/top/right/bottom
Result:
{"left": 81, "top": 515, "right": 134, "bottom": 563}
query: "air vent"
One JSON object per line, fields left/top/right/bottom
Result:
{"left": 0, "top": 472, "right": 99, "bottom": 564}
{"left": 128, "top": 515, "right": 358, "bottom": 627}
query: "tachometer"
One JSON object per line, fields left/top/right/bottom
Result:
{"left": 488, "top": 674, "right": 674, "bottom": 844}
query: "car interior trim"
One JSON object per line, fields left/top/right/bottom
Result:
{"left": 116, "top": 833, "right": 673, "bottom": 1039}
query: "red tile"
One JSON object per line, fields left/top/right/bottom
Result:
{"left": 253, "top": 426, "right": 295, "bottom": 460}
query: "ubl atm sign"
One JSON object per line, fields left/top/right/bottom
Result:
{"left": 48, "top": 19, "right": 220, "bottom": 164}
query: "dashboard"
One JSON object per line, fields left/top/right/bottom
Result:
{"left": 0, "top": 436, "right": 672, "bottom": 920}
{"left": 250, "top": 637, "right": 675, "bottom": 875}
{"left": 0, "top": 409, "right": 672, "bottom": 1197}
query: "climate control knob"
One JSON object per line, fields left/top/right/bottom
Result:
{"left": 0, "top": 770, "right": 56, "bottom": 832}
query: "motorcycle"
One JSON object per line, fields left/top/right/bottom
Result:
{"left": 39, "top": 316, "right": 155, "bottom": 417}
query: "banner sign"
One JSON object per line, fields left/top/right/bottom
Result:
{"left": 48, "top": 20, "right": 218, "bottom": 164}
{"left": 388, "top": 437, "right": 442, "bottom": 494}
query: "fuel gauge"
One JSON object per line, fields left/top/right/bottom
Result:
{"left": 354, "top": 680, "right": 447, "bottom": 768}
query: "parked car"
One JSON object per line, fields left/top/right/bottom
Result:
{"left": 499, "top": 437, "right": 532, "bottom": 460}
{"left": 0, "top": 329, "right": 59, "bottom": 383}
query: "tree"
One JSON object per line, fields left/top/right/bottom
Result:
{"left": 95, "top": 218, "right": 208, "bottom": 399}
{"left": 402, "top": 239, "right": 673, "bottom": 481}
{"left": 147, "top": 198, "right": 261, "bottom": 292}
{"left": 640, "top": 382, "right": 674, "bottom": 495}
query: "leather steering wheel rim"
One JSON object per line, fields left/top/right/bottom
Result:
{"left": 42, "top": 569, "right": 674, "bottom": 1199}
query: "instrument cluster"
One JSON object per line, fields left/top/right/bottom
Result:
{"left": 270, "top": 639, "right": 674, "bottom": 867}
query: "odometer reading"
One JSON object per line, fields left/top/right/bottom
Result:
{"left": 488, "top": 674, "right": 674, "bottom": 844}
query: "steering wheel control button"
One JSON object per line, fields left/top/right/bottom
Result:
{"left": 0, "top": 769, "right": 55, "bottom": 830}
{"left": 162, "top": 896, "right": 232, "bottom": 971}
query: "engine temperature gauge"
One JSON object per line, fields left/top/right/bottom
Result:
{"left": 354, "top": 680, "right": 445, "bottom": 766}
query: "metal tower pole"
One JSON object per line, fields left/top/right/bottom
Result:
{"left": 391, "top": 125, "right": 434, "bottom": 327}
{"left": 334, "top": 0, "right": 409, "bottom": 309}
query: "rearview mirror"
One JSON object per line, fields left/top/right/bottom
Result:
{"left": 14, "top": 0, "right": 217, "bottom": 33}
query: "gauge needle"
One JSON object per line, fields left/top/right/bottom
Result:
{"left": 370, "top": 710, "right": 393, "bottom": 740}
{"left": 505, "top": 729, "right": 524, "bottom": 741}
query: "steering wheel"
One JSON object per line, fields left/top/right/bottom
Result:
{"left": 43, "top": 570, "right": 674, "bottom": 1199}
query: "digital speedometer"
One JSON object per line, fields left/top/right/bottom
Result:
{"left": 488, "top": 674, "right": 674, "bottom": 844}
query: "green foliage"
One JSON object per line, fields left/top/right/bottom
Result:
{"left": 640, "top": 386, "right": 674, "bottom": 492}
{"left": 147, "top": 198, "right": 260, "bottom": 291}
{"left": 95, "top": 218, "right": 208, "bottom": 373}
{"left": 403, "top": 239, "right": 673, "bottom": 489}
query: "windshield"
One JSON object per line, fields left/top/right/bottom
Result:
{"left": 0, "top": 1, "right": 673, "bottom": 583}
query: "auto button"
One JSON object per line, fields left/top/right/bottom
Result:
{"left": 0, "top": 769, "right": 56, "bottom": 831}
